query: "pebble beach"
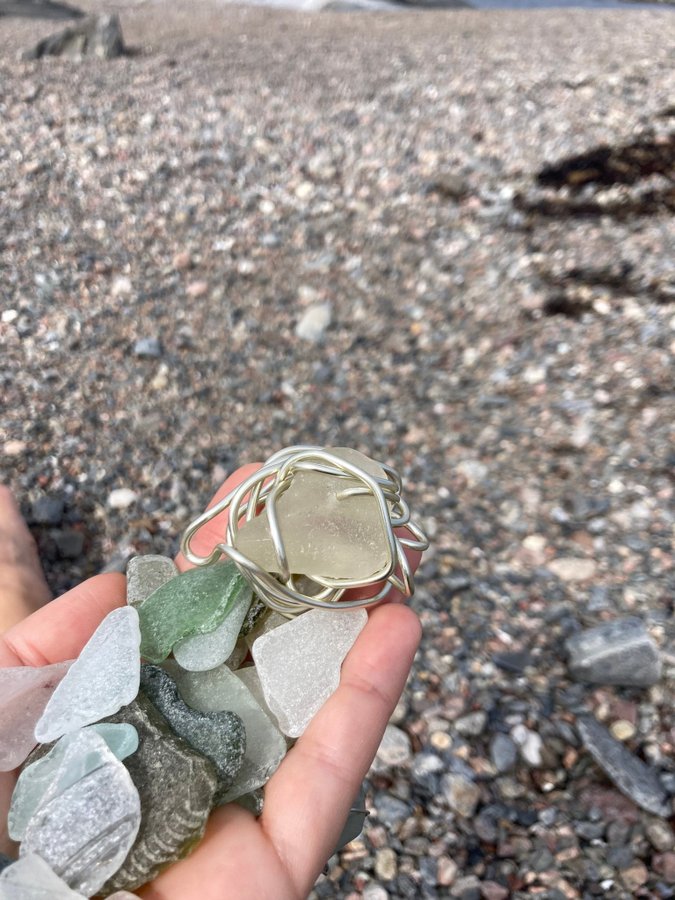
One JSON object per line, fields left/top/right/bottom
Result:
{"left": 1, "top": 2, "right": 674, "bottom": 897}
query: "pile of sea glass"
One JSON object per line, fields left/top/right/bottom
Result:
{"left": 0, "top": 556, "right": 368, "bottom": 898}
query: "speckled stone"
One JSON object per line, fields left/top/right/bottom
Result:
{"left": 140, "top": 665, "right": 245, "bottom": 784}
{"left": 35, "top": 606, "right": 141, "bottom": 743}
{"left": 9, "top": 724, "right": 138, "bottom": 841}
{"left": 0, "top": 661, "right": 72, "bottom": 771}
{"left": 165, "top": 660, "right": 286, "bottom": 803}
{"left": 20, "top": 733, "right": 141, "bottom": 897}
{"left": 0, "top": 853, "right": 84, "bottom": 898}
{"left": 102, "top": 694, "right": 219, "bottom": 893}
{"left": 137, "top": 561, "right": 250, "bottom": 664}
{"left": 126, "top": 554, "right": 178, "bottom": 609}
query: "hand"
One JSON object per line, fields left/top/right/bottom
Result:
{"left": 0, "top": 465, "right": 422, "bottom": 900}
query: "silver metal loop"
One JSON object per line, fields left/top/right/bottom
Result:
{"left": 180, "top": 445, "right": 429, "bottom": 615}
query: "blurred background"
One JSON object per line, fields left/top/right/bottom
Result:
{"left": 1, "top": 0, "right": 674, "bottom": 896}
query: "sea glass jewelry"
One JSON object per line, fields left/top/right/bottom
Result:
{"left": 0, "top": 446, "right": 428, "bottom": 898}
{"left": 181, "top": 445, "right": 429, "bottom": 615}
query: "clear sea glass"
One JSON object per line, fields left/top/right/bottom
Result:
{"left": 251, "top": 608, "right": 368, "bottom": 737}
{"left": 20, "top": 733, "right": 141, "bottom": 897}
{"left": 9, "top": 724, "right": 138, "bottom": 841}
{"left": 35, "top": 607, "right": 141, "bottom": 743}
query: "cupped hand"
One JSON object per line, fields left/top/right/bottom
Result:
{"left": 0, "top": 465, "right": 422, "bottom": 900}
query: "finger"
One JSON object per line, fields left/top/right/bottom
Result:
{"left": 0, "top": 484, "right": 52, "bottom": 631}
{"left": 260, "top": 602, "right": 421, "bottom": 896}
{"left": 0, "top": 573, "right": 126, "bottom": 668}
{"left": 175, "top": 463, "right": 263, "bottom": 572}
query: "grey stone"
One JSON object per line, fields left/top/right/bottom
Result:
{"left": 566, "top": 617, "right": 661, "bottom": 687}
{"left": 441, "top": 773, "right": 481, "bottom": 818}
{"left": 133, "top": 337, "right": 162, "bottom": 359}
{"left": 373, "top": 794, "right": 411, "bottom": 827}
{"left": 102, "top": 694, "right": 219, "bottom": 893}
{"left": 23, "top": 12, "right": 126, "bottom": 59}
{"left": 0, "top": 856, "right": 12, "bottom": 874}
{"left": 53, "top": 529, "right": 84, "bottom": 559}
{"left": 455, "top": 711, "right": 487, "bottom": 737}
{"left": 577, "top": 715, "right": 670, "bottom": 817}
{"left": 374, "top": 724, "right": 413, "bottom": 770}
{"left": 450, "top": 874, "right": 482, "bottom": 899}
{"left": 490, "top": 734, "right": 518, "bottom": 773}
{"left": 0, "top": 0, "right": 83, "bottom": 20}
{"left": 30, "top": 495, "right": 64, "bottom": 525}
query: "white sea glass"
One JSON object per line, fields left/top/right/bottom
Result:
{"left": 0, "top": 853, "right": 84, "bottom": 899}
{"left": 21, "top": 734, "right": 141, "bottom": 897}
{"left": 9, "top": 724, "right": 138, "bottom": 841}
{"left": 35, "top": 606, "right": 141, "bottom": 743}
{"left": 173, "top": 583, "right": 252, "bottom": 672}
{"left": 234, "top": 448, "right": 392, "bottom": 581}
{"left": 165, "top": 660, "right": 286, "bottom": 801}
{"left": 126, "top": 555, "right": 178, "bottom": 608}
{"left": 251, "top": 608, "right": 368, "bottom": 737}
{"left": 0, "top": 662, "right": 72, "bottom": 771}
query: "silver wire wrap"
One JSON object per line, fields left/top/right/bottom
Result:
{"left": 180, "top": 445, "right": 429, "bottom": 616}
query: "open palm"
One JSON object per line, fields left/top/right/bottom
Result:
{"left": 0, "top": 465, "right": 421, "bottom": 900}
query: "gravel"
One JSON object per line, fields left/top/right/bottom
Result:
{"left": 1, "top": 2, "right": 674, "bottom": 897}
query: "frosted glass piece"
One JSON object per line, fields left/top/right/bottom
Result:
{"left": 251, "top": 608, "right": 368, "bottom": 737}
{"left": 234, "top": 448, "right": 392, "bottom": 581}
{"left": 137, "top": 562, "right": 249, "bottom": 664}
{"left": 9, "top": 724, "right": 138, "bottom": 841}
{"left": 126, "top": 555, "right": 178, "bottom": 609}
{"left": 0, "top": 853, "right": 83, "bottom": 899}
{"left": 165, "top": 661, "right": 286, "bottom": 802}
{"left": 0, "top": 662, "right": 72, "bottom": 771}
{"left": 21, "top": 735, "right": 141, "bottom": 897}
{"left": 35, "top": 607, "right": 141, "bottom": 743}
{"left": 173, "top": 582, "right": 252, "bottom": 672}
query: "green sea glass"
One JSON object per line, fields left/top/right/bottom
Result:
{"left": 173, "top": 580, "right": 252, "bottom": 672}
{"left": 102, "top": 695, "right": 219, "bottom": 894}
{"left": 137, "top": 561, "right": 250, "bottom": 663}
{"left": 140, "top": 665, "right": 245, "bottom": 785}
{"left": 9, "top": 724, "right": 138, "bottom": 841}
{"left": 234, "top": 447, "right": 392, "bottom": 581}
